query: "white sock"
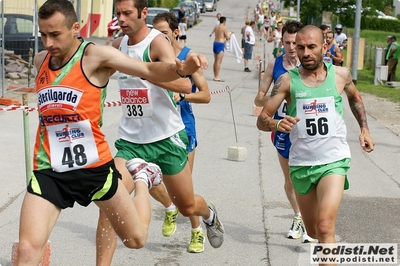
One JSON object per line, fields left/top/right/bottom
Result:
{"left": 192, "top": 225, "right": 202, "bottom": 231}
{"left": 166, "top": 203, "right": 176, "bottom": 211}
{"left": 134, "top": 173, "right": 150, "bottom": 188}
{"left": 203, "top": 209, "right": 215, "bottom": 225}
{"left": 295, "top": 212, "right": 302, "bottom": 218}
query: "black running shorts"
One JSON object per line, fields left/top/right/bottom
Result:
{"left": 27, "top": 160, "right": 121, "bottom": 209}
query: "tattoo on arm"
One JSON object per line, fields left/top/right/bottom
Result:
{"left": 344, "top": 81, "right": 351, "bottom": 91}
{"left": 343, "top": 69, "right": 352, "bottom": 91}
{"left": 349, "top": 95, "right": 369, "bottom": 130}
{"left": 270, "top": 76, "right": 282, "bottom": 97}
{"left": 257, "top": 112, "right": 275, "bottom": 131}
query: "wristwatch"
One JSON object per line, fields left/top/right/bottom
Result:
{"left": 179, "top": 93, "right": 186, "bottom": 101}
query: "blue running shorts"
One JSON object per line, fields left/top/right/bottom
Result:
{"left": 213, "top": 41, "right": 225, "bottom": 54}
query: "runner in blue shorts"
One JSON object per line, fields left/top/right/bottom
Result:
{"left": 255, "top": 20, "right": 315, "bottom": 242}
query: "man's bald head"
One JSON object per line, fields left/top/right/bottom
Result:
{"left": 297, "top": 25, "right": 325, "bottom": 45}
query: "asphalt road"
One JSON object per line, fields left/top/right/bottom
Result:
{"left": 1, "top": 0, "right": 400, "bottom": 265}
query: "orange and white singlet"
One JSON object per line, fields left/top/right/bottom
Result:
{"left": 33, "top": 41, "right": 112, "bottom": 172}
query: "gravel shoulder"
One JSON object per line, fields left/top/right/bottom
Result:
{"left": 361, "top": 92, "right": 400, "bottom": 136}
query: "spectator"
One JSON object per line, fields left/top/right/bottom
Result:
{"left": 215, "top": 13, "right": 221, "bottom": 26}
{"left": 179, "top": 17, "right": 188, "bottom": 45}
{"left": 386, "top": 35, "right": 400, "bottom": 82}
{"left": 209, "top": 16, "right": 233, "bottom": 82}
{"left": 334, "top": 24, "right": 347, "bottom": 66}
{"left": 178, "top": 5, "right": 185, "bottom": 23}
{"left": 334, "top": 24, "right": 347, "bottom": 50}
{"left": 241, "top": 20, "right": 251, "bottom": 54}
{"left": 244, "top": 21, "right": 256, "bottom": 72}
{"left": 385, "top": 35, "right": 393, "bottom": 65}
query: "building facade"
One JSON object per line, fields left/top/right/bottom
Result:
{"left": 3, "top": 0, "right": 115, "bottom": 38}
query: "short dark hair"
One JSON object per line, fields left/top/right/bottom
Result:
{"left": 114, "top": 0, "right": 148, "bottom": 19}
{"left": 282, "top": 20, "right": 304, "bottom": 37}
{"left": 319, "top": 24, "right": 329, "bottom": 31}
{"left": 38, "top": 0, "right": 78, "bottom": 29}
{"left": 250, "top": 21, "right": 256, "bottom": 26}
{"left": 153, "top": 12, "right": 178, "bottom": 31}
{"left": 219, "top": 16, "right": 226, "bottom": 24}
{"left": 326, "top": 31, "right": 334, "bottom": 37}
{"left": 153, "top": 12, "right": 179, "bottom": 40}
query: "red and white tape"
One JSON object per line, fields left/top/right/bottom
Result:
{"left": 0, "top": 102, "right": 123, "bottom": 113}
{"left": 103, "top": 101, "right": 122, "bottom": 108}
{"left": 0, "top": 105, "right": 37, "bottom": 113}
{"left": 1, "top": 89, "right": 233, "bottom": 113}
{"left": 210, "top": 87, "right": 230, "bottom": 95}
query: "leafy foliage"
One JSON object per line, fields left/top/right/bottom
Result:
{"left": 148, "top": 0, "right": 179, "bottom": 9}
{"left": 283, "top": 0, "right": 395, "bottom": 26}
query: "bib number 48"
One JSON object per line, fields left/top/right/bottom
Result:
{"left": 62, "top": 144, "right": 87, "bottom": 168}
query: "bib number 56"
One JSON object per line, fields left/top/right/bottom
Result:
{"left": 306, "top": 117, "right": 329, "bottom": 136}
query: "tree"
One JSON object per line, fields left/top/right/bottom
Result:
{"left": 282, "top": 0, "right": 394, "bottom": 25}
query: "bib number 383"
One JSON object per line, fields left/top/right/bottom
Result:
{"left": 47, "top": 120, "right": 99, "bottom": 172}
{"left": 120, "top": 88, "right": 152, "bottom": 118}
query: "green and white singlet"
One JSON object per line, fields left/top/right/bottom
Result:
{"left": 286, "top": 63, "right": 351, "bottom": 166}
{"left": 117, "top": 29, "right": 185, "bottom": 144}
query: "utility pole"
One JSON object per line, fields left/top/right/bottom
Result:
{"left": 1, "top": 0, "right": 4, "bottom": 97}
{"left": 351, "top": 0, "right": 362, "bottom": 84}
{"left": 76, "top": 0, "right": 81, "bottom": 37}
{"left": 297, "top": 0, "right": 300, "bottom": 21}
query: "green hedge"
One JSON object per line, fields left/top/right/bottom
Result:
{"left": 339, "top": 14, "right": 400, "bottom": 33}
{"left": 148, "top": 0, "right": 180, "bottom": 9}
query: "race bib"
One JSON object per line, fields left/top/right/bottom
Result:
{"left": 276, "top": 100, "right": 287, "bottom": 117}
{"left": 47, "top": 120, "right": 99, "bottom": 172}
{"left": 120, "top": 88, "right": 153, "bottom": 118}
{"left": 296, "top": 96, "right": 336, "bottom": 139}
{"left": 323, "top": 56, "right": 333, "bottom": 64}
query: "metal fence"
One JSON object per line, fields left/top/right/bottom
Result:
{"left": 363, "top": 41, "right": 387, "bottom": 71}
{"left": 1, "top": 0, "right": 40, "bottom": 98}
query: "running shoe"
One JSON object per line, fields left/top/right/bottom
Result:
{"left": 187, "top": 230, "right": 205, "bottom": 253}
{"left": 287, "top": 215, "right": 302, "bottom": 239}
{"left": 203, "top": 202, "right": 224, "bottom": 248}
{"left": 162, "top": 208, "right": 179, "bottom": 237}
{"left": 301, "top": 223, "right": 318, "bottom": 243}
{"left": 126, "top": 158, "right": 162, "bottom": 189}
